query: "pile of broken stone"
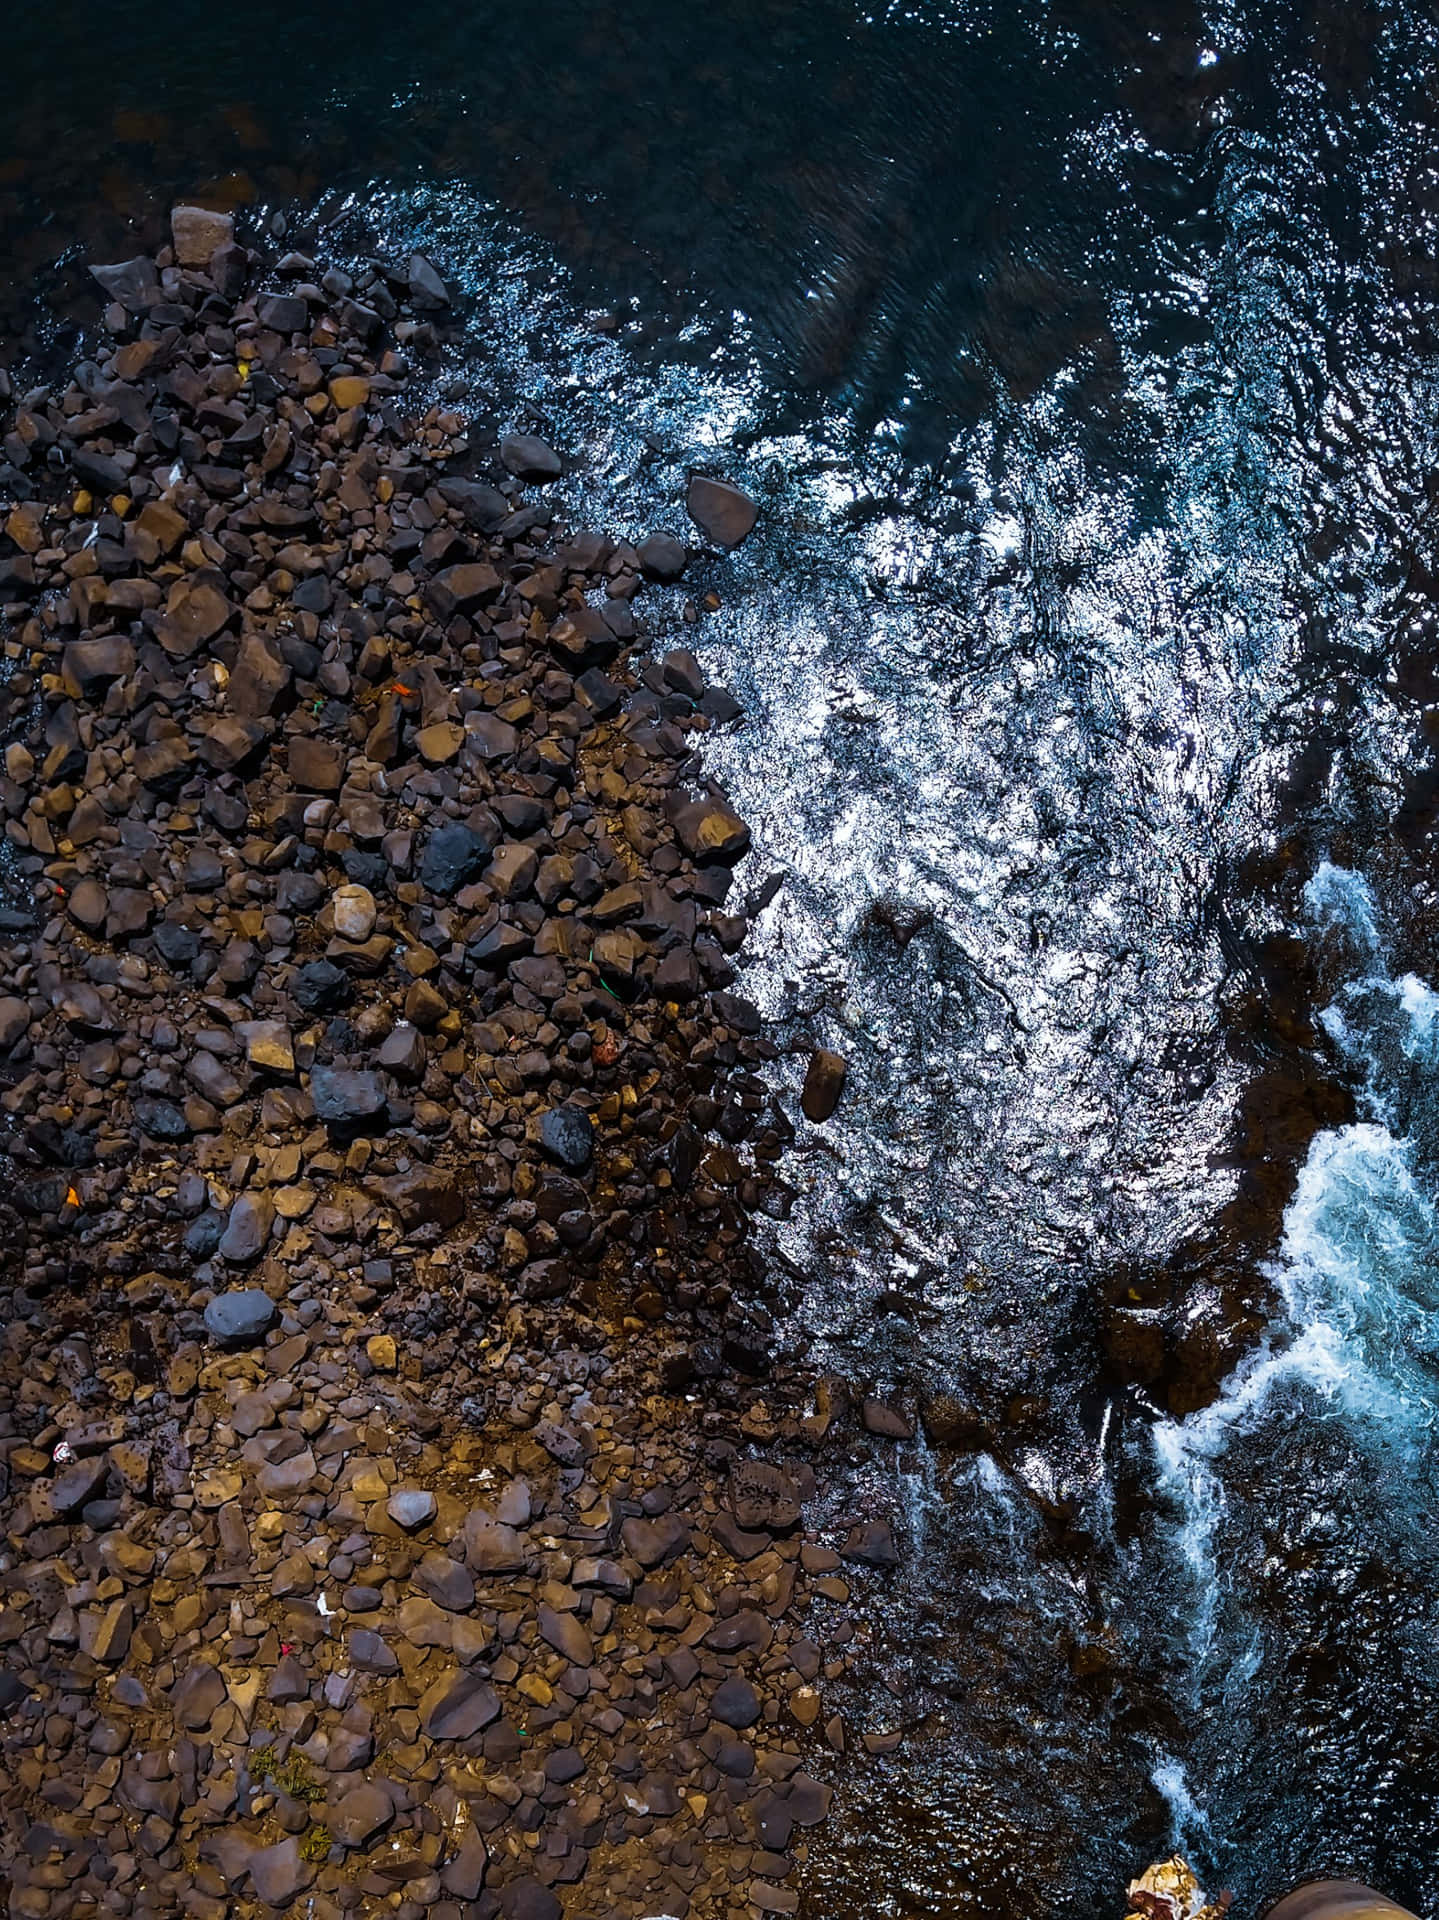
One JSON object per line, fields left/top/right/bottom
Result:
{"left": 0, "top": 204, "right": 891, "bottom": 1920}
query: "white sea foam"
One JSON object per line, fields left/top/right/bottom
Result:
{"left": 1152, "top": 869, "right": 1439, "bottom": 1697}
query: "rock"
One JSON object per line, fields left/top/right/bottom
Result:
{"left": 674, "top": 797, "right": 751, "bottom": 864}
{"left": 687, "top": 473, "right": 759, "bottom": 547}
{"left": 247, "top": 1836, "right": 314, "bottom": 1907}
{"left": 310, "top": 1066, "right": 387, "bottom": 1128}
{"left": 332, "top": 884, "right": 378, "bottom": 942}
{"left": 288, "top": 735, "right": 344, "bottom": 791}
{"left": 638, "top": 532, "right": 688, "bottom": 579}
{"left": 408, "top": 252, "right": 450, "bottom": 309}
{"left": 537, "top": 1605, "right": 593, "bottom": 1666}
{"left": 711, "top": 1676, "right": 762, "bottom": 1728}
{"left": 218, "top": 1193, "right": 274, "bottom": 1264}
{"left": 387, "top": 1487, "right": 437, "bottom": 1530}
{"left": 802, "top": 1047, "right": 847, "bottom": 1122}
{"left": 420, "top": 822, "right": 490, "bottom": 895}
{"left": 204, "top": 1290, "right": 277, "bottom": 1346}
{"left": 331, "top": 1780, "right": 394, "bottom": 1848}
{"left": 539, "top": 1104, "right": 594, "bottom": 1171}
{"left": 171, "top": 1662, "right": 226, "bottom": 1730}
{"left": 88, "top": 255, "right": 158, "bottom": 309}
{"left": 293, "top": 959, "right": 351, "bottom": 1013}
{"left": 0, "top": 998, "right": 29, "bottom": 1049}
{"left": 620, "top": 1513, "right": 691, "bottom": 1567}
{"left": 378, "top": 1169, "right": 464, "bottom": 1229}
{"left": 414, "top": 1551, "right": 476, "bottom": 1612}
{"left": 861, "top": 1397, "right": 913, "bottom": 1439}
{"left": 499, "top": 1879, "right": 562, "bottom": 1920}
{"left": 257, "top": 292, "right": 309, "bottom": 334}
{"left": 841, "top": 1519, "right": 899, "bottom": 1567}
{"left": 418, "top": 1667, "right": 501, "bottom": 1740}
{"left": 463, "top": 1518, "right": 527, "bottom": 1573}
{"left": 500, "top": 432, "right": 562, "bottom": 480}
{"left": 441, "top": 1831, "right": 489, "bottom": 1900}
{"left": 170, "top": 205, "right": 235, "bottom": 268}
{"left": 366, "top": 1334, "right": 397, "bottom": 1372}
{"left": 438, "top": 477, "right": 509, "bottom": 531}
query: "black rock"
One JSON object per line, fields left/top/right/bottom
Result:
{"left": 184, "top": 1211, "right": 227, "bottom": 1259}
{"left": 203, "top": 1289, "right": 277, "bottom": 1347}
{"left": 420, "top": 823, "right": 490, "bottom": 895}
{"left": 539, "top": 1104, "right": 594, "bottom": 1172}
{"left": 292, "top": 959, "right": 351, "bottom": 1013}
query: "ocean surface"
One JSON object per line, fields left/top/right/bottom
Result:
{"left": 7, "top": 1, "right": 1439, "bottom": 1913}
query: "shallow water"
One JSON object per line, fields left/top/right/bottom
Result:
{"left": 8, "top": 0, "right": 1439, "bottom": 1913}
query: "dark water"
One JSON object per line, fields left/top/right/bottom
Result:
{"left": 8, "top": 2, "right": 1439, "bottom": 1915}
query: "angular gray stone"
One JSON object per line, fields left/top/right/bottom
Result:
{"left": 218, "top": 1192, "right": 274, "bottom": 1265}
{"left": 537, "top": 1604, "right": 593, "bottom": 1667}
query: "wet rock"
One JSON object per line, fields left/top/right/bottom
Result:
{"left": 501, "top": 432, "right": 562, "bottom": 480}
{"left": 408, "top": 251, "right": 450, "bottom": 309}
{"left": 801, "top": 1047, "right": 847, "bottom": 1122}
{"left": 841, "top": 1519, "right": 899, "bottom": 1567}
{"left": 88, "top": 255, "right": 158, "bottom": 308}
{"left": 204, "top": 1290, "right": 278, "bottom": 1346}
{"left": 170, "top": 204, "right": 235, "bottom": 267}
{"left": 539, "top": 1103, "right": 594, "bottom": 1172}
{"left": 861, "top": 1398, "right": 913, "bottom": 1439}
{"left": 687, "top": 473, "right": 759, "bottom": 547}
{"left": 638, "top": 532, "right": 688, "bottom": 579}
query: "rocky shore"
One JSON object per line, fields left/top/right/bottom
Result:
{"left": 0, "top": 208, "right": 897, "bottom": 1920}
